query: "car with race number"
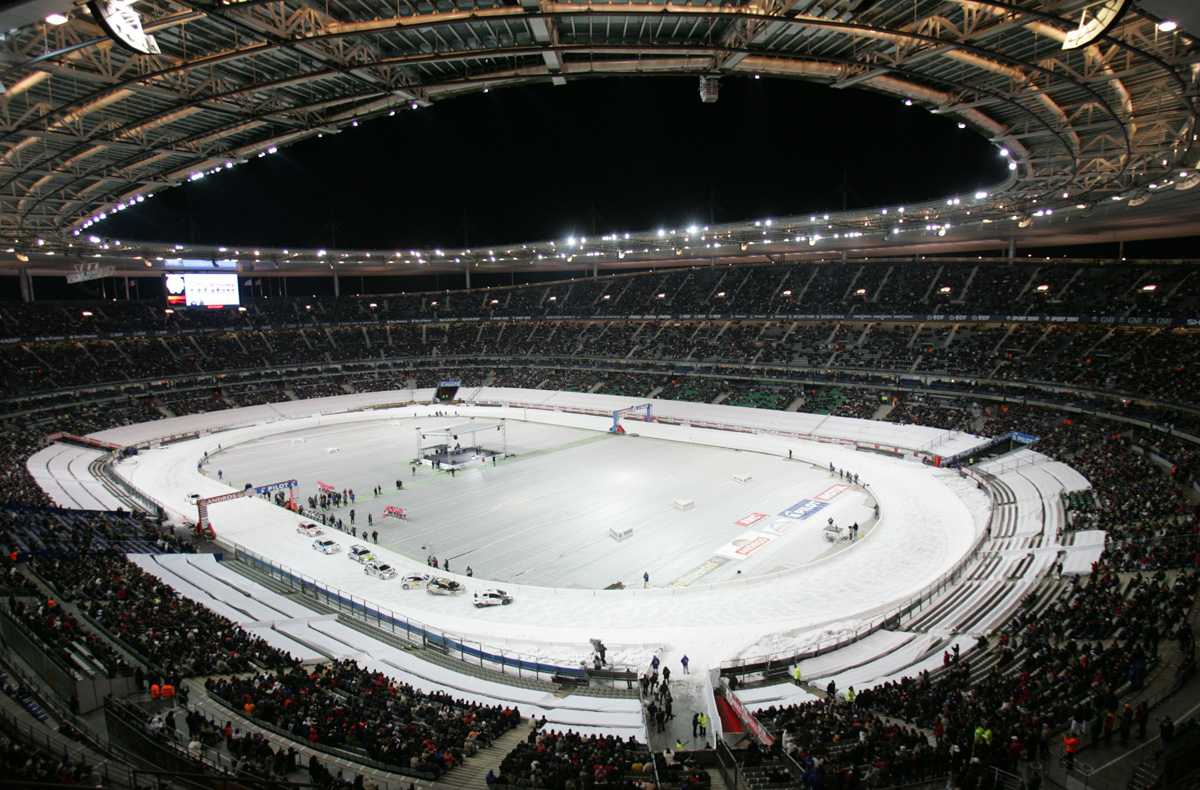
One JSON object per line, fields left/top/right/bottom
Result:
{"left": 347, "top": 544, "right": 376, "bottom": 564}
{"left": 473, "top": 588, "right": 513, "bottom": 607}
{"left": 364, "top": 559, "right": 397, "bottom": 579}
{"left": 296, "top": 523, "right": 324, "bottom": 537}
{"left": 311, "top": 538, "right": 341, "bottom": 554}
{"left": 426, "top": 577, "right": 466, "bottom": 596}
{"left": 399, "top": 573, "right": 430, "bottom": 590}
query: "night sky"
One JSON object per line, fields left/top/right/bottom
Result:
{"left": 100, "top": 76, "right": 1011, "bottom": 251}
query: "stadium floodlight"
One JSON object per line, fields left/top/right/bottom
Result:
{"left": 1157, "top": 20, "right": 1177, "bottom": 32}
{"left": 46, "top": 12, "right": 69, "bottom": 24}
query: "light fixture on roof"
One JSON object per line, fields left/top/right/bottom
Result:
{"left": 46, "top": 12, "right": 69, "bottom": 24}
{"left": 1142, "top": 284, "right": 1158, "bottom": 291}
{"left": 1157, "top": 20, "right": 1177, "bottom": 32}
{"left": 904, "top": 99, "right": 913, "bottom": 106}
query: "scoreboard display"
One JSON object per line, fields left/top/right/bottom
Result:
{"left": 165, "top": 273, "right": 240, "bottom": 307}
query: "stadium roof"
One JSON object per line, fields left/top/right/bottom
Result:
{"left": 0, "top": 0, "right": 1197, "bottom": 278}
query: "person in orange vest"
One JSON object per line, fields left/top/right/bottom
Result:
{"left": 161, "top": 684, "right": 175, "bottom": 699}
{"left": 1063, "top": 733, "right": 1079, "bottom": 771}
{"left": 150, "top": 684, "right": 161, "bottom": 699}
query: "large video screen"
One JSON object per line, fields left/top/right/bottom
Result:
{"left": 165, "top": 273, "right": 240, "bottom": 307}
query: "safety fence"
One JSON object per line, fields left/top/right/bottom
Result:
{"left": 231, "top": 543, "right": 599, "bottom": 683}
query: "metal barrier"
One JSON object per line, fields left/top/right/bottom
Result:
{"left": 231, "top": 543, "right": 600, "bottom": 682}
{"left": 715, "top": 740, "right": 742, "bottom": 790}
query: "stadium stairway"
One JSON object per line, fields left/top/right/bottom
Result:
{"left": 433, "top": 726, "right": 526, "bottom": 790}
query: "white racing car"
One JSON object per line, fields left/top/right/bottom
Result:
{"left": 347, "top": 544, "right": 376, "bottom": 563}
{"left": 399, "top": 573, "right": 431, "bottom": 590}
{"left": 364, "top": 559, "right": 397, "bottom": 579}
{"left": 473, "top": 588, "right": 513, "bottom": 608}
{"left": 311, "top": 538, "right": 341, "bottom": 554}
{"left": 296, "top": 523, "right": 324, "bottom": 537}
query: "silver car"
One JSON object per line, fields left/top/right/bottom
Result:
{"left": 364, "top": 559, "right": 397, "bottom": 579}
{"left": 311, "top": 538, "right": 341, "bottom": 554}
{"left": 347, "top": 544, "right": 376, "bottom": 563}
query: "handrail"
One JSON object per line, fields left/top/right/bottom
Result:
{"left": 0, "top": 704, "right": 135, "bottom": 789}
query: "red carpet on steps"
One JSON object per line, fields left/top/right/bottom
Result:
{"left": 715, "top": 696, "right": 744, "bottom": 732}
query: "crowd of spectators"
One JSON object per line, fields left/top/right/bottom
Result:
{"left": 887, "top": 398, "right": 978, "bottom": 432}
{"left": 5, "top": 261, "right": 1199, "bottom": 341}
{"left": 7, "top": 536, "right": 524, "bottom": 782}
{"left": 1, "top": 263, "right": 1199, "bottom": 789}
{"left": 0, "top": 732, "right": 105, "bottom": 786}
{"left": 755, "top": 567, "right": 1197, "bottom": 789}
{"left": 0, "top": 505, "right": 174, "bottom": 557}
{"left": 32, "top": 553, "right": 295, "bottom": 682}
{"left": 4, "top": 595, "right": 133, "bottom": 679}
{"left": 497, "top": 726, "right": 651, "bottom": 790}
{"left": 3, "top": 314, "right": 1196, "bottom": 422}
{"left": 207, "top": 662, "right": 521, "bottom": 775}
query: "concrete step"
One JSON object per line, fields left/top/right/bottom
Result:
{"left": 432, "top": 725, "right": 527, "bottom": 790}
{"left": 709, "top": 764, "right": 731, "bottom": 790}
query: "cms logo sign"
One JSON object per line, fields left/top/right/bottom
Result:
{"left": 780, "top": 499, "right": 828, "bottom": 520}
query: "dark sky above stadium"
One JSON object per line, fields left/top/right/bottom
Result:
{"left": 101, "top": 76, "right": 1013, "bottom": 251}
